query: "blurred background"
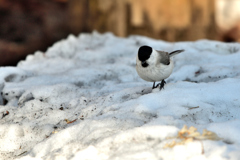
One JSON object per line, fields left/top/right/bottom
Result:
{"left": 1, "top": 0, "right": 240, "bottom": 66}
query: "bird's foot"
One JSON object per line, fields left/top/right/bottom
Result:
{"left": 156, "top": 80, "right": 166, "bottom": 90}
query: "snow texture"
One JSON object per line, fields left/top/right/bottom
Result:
{"left": 0, "top": 32, "right": 240, "bottom": 160}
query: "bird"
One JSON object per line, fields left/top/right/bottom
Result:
{"left": 136, "top": 45, "right": 184, "bottom": 90}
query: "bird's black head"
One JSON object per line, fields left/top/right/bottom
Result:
{"left": 138, "top": 45, "right": 152, "bottom": 67}
{"left": 138, "top": 45, "right": 152, "bottom": 62}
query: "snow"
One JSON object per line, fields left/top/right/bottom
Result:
{"left": 0, "top": 31, "right": 240, "bottom": 160}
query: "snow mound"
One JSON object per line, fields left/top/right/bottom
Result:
{"left": 0, "top": 32, "right": 240, "bottom": 160}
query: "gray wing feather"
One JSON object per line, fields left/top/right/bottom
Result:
{"left": 157, "top": 49, "right": 184, "bottom": 65}
{"left": 157, "top": 51, "right": 170, "bottom": 65}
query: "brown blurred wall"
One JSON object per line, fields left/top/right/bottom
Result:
{"left": 0, "top": 0, "right": 70, "bottom": 66}
{"left": 0, "top": 0, "right": 220, "bottom": 66}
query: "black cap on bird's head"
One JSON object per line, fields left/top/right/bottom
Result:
{"left": 138, "top": 45, "right": 152, "bottom": 63}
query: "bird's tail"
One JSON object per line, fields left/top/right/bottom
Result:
{"left": 169, "top": 49, "right": 184, "bottom": 57}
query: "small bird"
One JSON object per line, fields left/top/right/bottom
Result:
{"left": 136, "top": 45, "right": 184, "bottom": 90}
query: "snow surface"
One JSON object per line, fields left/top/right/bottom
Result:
{"left": 1, "top": 32, "right": 240, "bottom": 160}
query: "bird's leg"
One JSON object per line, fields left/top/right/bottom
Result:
{"left": 155, "top": 79, "right": 166, "bottom": 90}
{"left": 160, "top": 79, "right": 166, "bottom": 90}
{"left": 152, "top": 82, "right": 156, "bottom": 89}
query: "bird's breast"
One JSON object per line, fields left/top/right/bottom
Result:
{"left": 136, "top": 60, "right": 174, "bottom": 82}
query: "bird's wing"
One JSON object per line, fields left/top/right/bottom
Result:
{"left": 169, "top": 49, "right": 184, "bottom": 57}
{"left": 157, "top": 51, "right": 170, "bottom": 65}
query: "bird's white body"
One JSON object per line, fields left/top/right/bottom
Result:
{"left": 136, "top": 49, "right": 174, "bottom": 82}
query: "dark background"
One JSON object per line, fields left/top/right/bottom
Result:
{"left": 1, "top": 0, "right": 240, "bottom": 66}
